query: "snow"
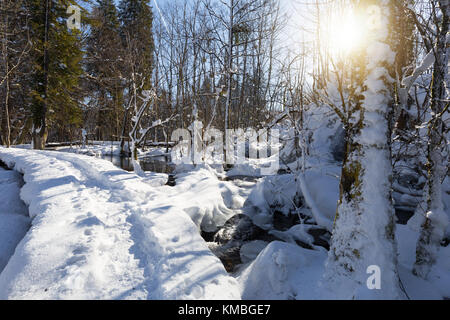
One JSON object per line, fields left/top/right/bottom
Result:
{"left": 246, "top": 174, "right": 299, "bottom": 229}
{"left": 238, "top": 241, "right": 327, "bottom": 300}
{"left": 0, "top": 147, "right": 240, "bottom": 300}
{"left": 237, "top": 224, "right": 450, "bottom": 300}
{"left": 396, "top": 224, "right": 450, "bottom": 299}
{"left": 0, "top": 96, "right": 449, "bottom": 300}
{"left": 298, "top": 171, "right": 335, "bottom": 232}
{"left": 0, "top": 140, "right": 448, "bottom": 300}
{"left": 0, "top": 168, "right": 30, "bottom": 274}
{"left": 173, "top": 165, "right": 245, "bottom": 233}
{"left": 239, "top": 240, "right": 269, "bottom": 264}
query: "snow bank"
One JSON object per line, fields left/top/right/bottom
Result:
{"left": 246, "top": 174, "right": 300, "bottom": 229}
{"left": 236, "top": 225, "right": 450, "bottom": 300}
{"left": 238, "top": 241, "right": 327, "bottom": 299}
{"left": 396, "top": 224, "right": 450, "bottom": 299}
{"left": 246, "top": 168, "right": 338, "bottom": 231}
{"left": 0, "top": 168, "right": 30, "bottom": 273}
{"left": 0, "top": 147, "right": 240, "bottom": 300}
{"left": 174, "top": 165, "right": 245, "bottom": 232}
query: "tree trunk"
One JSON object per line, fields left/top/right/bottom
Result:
{"left": 1, "top": 2, "right": 11, "bottom": 147}
{"left": 33, "top": 0, "right": 50, "bottom": 150}
{"left": 324, "top": 0, "right": 403, "bottom": 299}
{"left": 413, "top": 0, "right": 449, "bottom": 279}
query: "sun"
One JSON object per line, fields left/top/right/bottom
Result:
{"left": 321, "top": 8, "right": 366, "bottom": 59}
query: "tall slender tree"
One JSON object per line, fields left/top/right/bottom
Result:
{"left": 118, "top": 0, "right": 154, "bottom": 155}
{"left": 413, "top": 0, "right": 449, "bottom": 279}
{"left": 119, "top": 0, "right": 154, "bottom": 93}
{"left": 86, "top": 0, "right": 124, "bottom": 140}
{"left": 0, "top": 0, "right": 31, "bottom": 147}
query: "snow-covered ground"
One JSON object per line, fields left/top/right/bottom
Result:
{"left": 0, "top": 147, "right": 239, "bottom": 300}
{"left": 236, "top": 225, "right": 450, "bottom": 300}
{"left": 0, "top": 167, "right": 30, "bottom": 274}
{"left": 0, "top": 145, "right": 449, "bottom": 300}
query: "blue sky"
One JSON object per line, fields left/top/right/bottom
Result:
{"left": 91, "top": 0, "right": 310, "bottom": 55}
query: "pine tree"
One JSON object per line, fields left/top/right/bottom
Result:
{"left": 118, "top": 0, "right": 154, "bottom": 92}
{"left": 26, "top": 0, "right": 84, "bottom": 149}
{"left": 324, "top": 0, "right": 403, "bottom": 299}
{"left": 86, "top": 0, "right": 124, "bottom": 140}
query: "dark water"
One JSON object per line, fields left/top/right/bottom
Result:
{"left": 100, "top": 154, "right": 174, "bottom": 174}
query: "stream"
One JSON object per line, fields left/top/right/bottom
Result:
{"left": 99, "top": 154, "right": 175, "bottom": 174}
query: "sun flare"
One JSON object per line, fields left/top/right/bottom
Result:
{"left": 322, "top": 8, "right": 366, "bottom": 58}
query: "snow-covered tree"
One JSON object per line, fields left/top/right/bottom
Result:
{"left": 324, "top": 0, "right": 403, "bottom": 299}
{"left": 412, "top": 0, "right": 449, "bottom": 279}
{"left": 128, "top": 88, "right": 177, "bottom": 175}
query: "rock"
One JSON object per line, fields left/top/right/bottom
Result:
{"left": 201, "top": 230, "right": 216, "bottom": 242}
{"left": 218, "top": 247, "right": 242, "bottom": 273}
{"left": 166, "top": 174, "right": 176, "bottom": 186}
{"left": 273, "top": 210, "right": 300, "bottom": 231}
{"left": 206, "top": 214, "right": 280, "bottom": 272}
{"left": 0, "top": 160, "right": 10, "bottom": 170}
{"left": 395, "top": 208, "right": 415, "bottom": 225}
{"left": 277, "top": 168, "right": 291, "bottom": 175}
{"left": 307, "top": 227, "right": 331, "bottom": 250}
{"left": 213, "top": 214, "right": 278, "bottom": 244}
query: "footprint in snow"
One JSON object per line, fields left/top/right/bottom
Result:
{"left": 72, "top": 246, "right": 88, "bottom": 255}
{"left": 75, "top": 216, "right": 105, "bottom": 228}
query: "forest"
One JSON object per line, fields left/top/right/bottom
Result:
{"left": 0, "top": 0, "right": 449, "bottom": 300}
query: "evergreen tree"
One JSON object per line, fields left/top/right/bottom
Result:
{"left": 118, "top": 0, "right": 154, "bottom": 93}
{"left": 26, "top": 0, "right": 84, "bottom": 149}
